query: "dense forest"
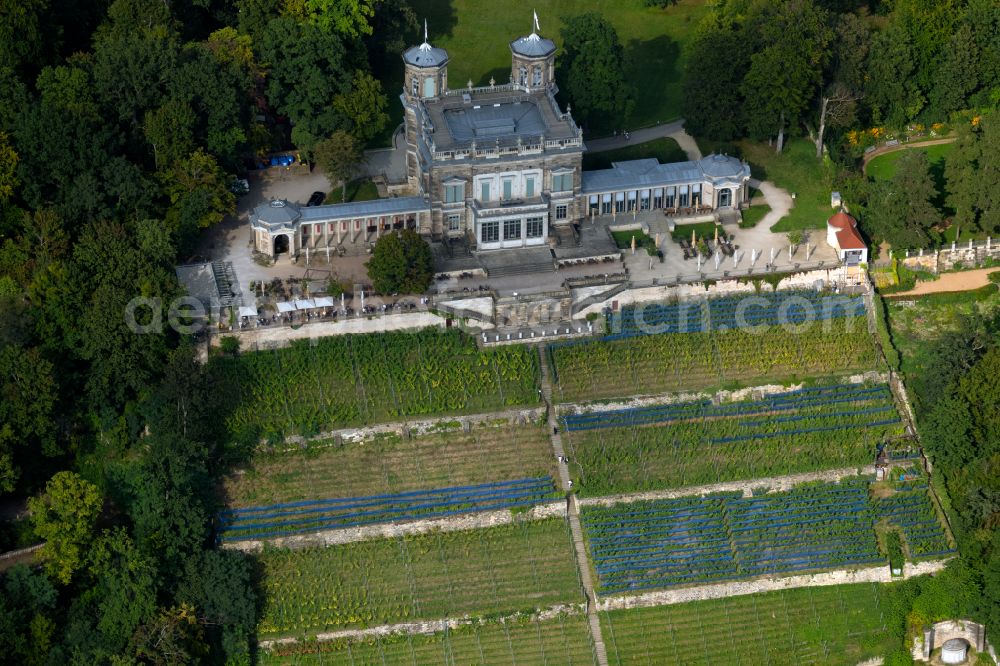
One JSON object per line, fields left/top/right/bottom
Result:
{"left": 0, "top": 0, "right": 414, "bottom": 662}
{"left": 0, "top": 0, "right": 997, "bottom": 663}
{"left": 684, "top": 0, "right": 1000, "bottom": 250}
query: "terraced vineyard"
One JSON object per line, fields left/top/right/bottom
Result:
{"left": 218, "top": 477, "right": 557, "bottom": 542}
{"left": 561, "top": 383, "right": 902, "bottom": 494}
{"left": 233, "top": 285, "right": 953, "bottom": 664}
{"left": 211, "top": 328, "right": 540, "bottom": 441}
{"left": 874, "top": 471, "right": 953, "bottom": 558}
{"left": 551, "top": 318, "right": 878, "bottom": 403}
{"left": 601, "top": 583, "right": 893, "bottom": 665}
{"left": 260, "top": 613, "right": 596, "bottom": 665}
{"left": 222, "top": 422, "right": 554, "bottom": 508}
{"left": 256, "top": 519, "right": 580, "bottom": 638}
{"left": 605, "top": 292, "right": 865, "bottom": 338}
{"left": 581, "top": 477, "right": 951, "bottom": 595}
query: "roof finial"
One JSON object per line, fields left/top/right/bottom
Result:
{"left": 533, "top": 10, "right": 540, "bottom": 34}
{"left": 418, "top": 18, "right": 432, "bottom": 51}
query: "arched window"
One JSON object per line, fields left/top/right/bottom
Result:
{"left": 519, "top": 66, "right": 528, "bottom": 86}
{"left": 423, "top": 77, "right": 435, "bottom": 98}
{"left": 411, "top": 77, "right": 418, "bottom": 96}
{"left": 532, "top": 65, "right": 542, "bottom": 87}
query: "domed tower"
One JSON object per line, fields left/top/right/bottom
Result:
{"left": 402, "top": 20, "right": 449, "bottom": 100}
{"left": 510, "top": 11, "right": 556, "bottom": 90}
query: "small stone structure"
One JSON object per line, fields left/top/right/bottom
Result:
{"left": 941, "top": 638, "right": 968, "bottom": 664}
{"left": 913, "top": 620, "right": 990, "bottom": 663}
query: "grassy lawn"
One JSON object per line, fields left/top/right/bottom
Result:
{"left": 602, "top": 583, "right": 894, "bottom": 665}
{"left": 866, "top": 143, "right": 955, "bottom": 181}
{"left": 582, "top": 137, "right": 687, "bottom": 170}
{"left": 739, "top": 138, "right": 835, "bottom": 232}
{"left": 221, "top": 422, "right": 555, "bottom": 509}
{"left": 867, "top": 143, "right": 955, "bottom": 219}
{"left": 405, "top": 0, "right": 710, "bottom": 136}
{"left": 260, "top": 612, "right": 595, "bottom": 664}
{"left": 256, "top": 519, "right": 581, "bottom": 638}
{"left": 740, "top": 204, "right": 771, "bottom": 228}
{"left": 610, "top": 229, "right": 658, "bottom": 255}
{"left": 324, "top": 179, "right": 380, "bottom": 204}
{"left": 671, "top": 220, "right": 718, "bottom": 242}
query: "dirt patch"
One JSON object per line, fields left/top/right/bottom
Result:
{"left": 890, "top": 268, "right": 1000, "bottom": 297}
{"left": 869, "top": 482, "right": 895, "bottom": 500}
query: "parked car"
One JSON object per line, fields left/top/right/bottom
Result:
{"left": 307, "top": 191, "right": 326, "bottom": 207}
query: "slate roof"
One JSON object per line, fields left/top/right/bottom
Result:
{"left": 581, "top": 154, "right": 750, "bottom": 194}
{"left": 443, "top": 101, "right": 547, "bottom": 140}
{"left": 419, "top": 87, "right": 579, "bottom": 152}
{"left": 250, "top": 197, "right": 429, "bottom": 229}
{"left": 299, "top": 196, "right": 429, "bottom": 220}
{"left": 250, "top": 200, "right": 300, "bottom": 227}
{"left": 510, "top": 33, "right": 556, "bottom": 58}
{"left": 403, "top": 42, "right": 449, "bottom": 68}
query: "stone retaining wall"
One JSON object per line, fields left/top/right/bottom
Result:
{"left": 578, "top": 466, "right": 876, "bottom": 507}
{"left": 572, "top": 267, "right": 838, "bottom": 319}
{"left": 222, "top": 501, "right": 565, "bottom": 552}
{"left": 597, "top": 559, "right": 949, "bottom": 612}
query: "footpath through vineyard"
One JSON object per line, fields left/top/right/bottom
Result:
{"left": 539, "top": 346, "right": 610, "bottom": 666}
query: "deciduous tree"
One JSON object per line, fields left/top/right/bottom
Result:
{"left": 741, "top": 0, "right": 831, "bottom": 153}
{"left": 366, "top": 229, "right": 432, "bottom": 294}
{"left": 333, "top": 70, "right": 389, "bottom": 143}
{"left": 682, "top": 28, "right": 749, "bottom": 141}
{"left": 144, "top": 99, "right": 196, "bottom": 170}
{"left": 557, "top": 13, "right": 634, "bottom": 130}
{"left": 314, "top": 130, "right": 362, "bottom": 200}
{"left": 287, "top": 0, "right": 377, "bottom": 37}
{"left": 0, "top": 132, "right": 16, "bottom": 202}
{"left": 28, "top": 471, "right": 103, "bottom": 584}
{"left": 0, "top": 344, "right": 58, "bottom": 492}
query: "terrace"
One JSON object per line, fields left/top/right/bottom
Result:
{"left": 581, "top": 476, "right": 951, "bottom": 596}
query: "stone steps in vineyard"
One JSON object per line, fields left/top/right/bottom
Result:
{"left": 537, "top": 346, "right": 610, "bottom": 666}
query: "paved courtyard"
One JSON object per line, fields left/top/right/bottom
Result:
{"left": 196, "top": 165, "right": 374, "bottom": 290}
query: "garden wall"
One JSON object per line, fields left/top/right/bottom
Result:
{"left": 899, "top": 239, "right": 1000, "bottom": 273}
{"left": 571, "top": 267, "right": 841, "bottom": 319}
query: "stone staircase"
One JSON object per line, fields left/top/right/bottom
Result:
{"left": 211, "top": 260, "right": 243, "bottom": 307}
{"left": 537, "top": 347, "right": 610, "bottom": 666}
{"left": 553, "top": 224, "right": 580, "bottom": 247}
{"left": 477, "top": 248, "right": 556, "bottom": 278}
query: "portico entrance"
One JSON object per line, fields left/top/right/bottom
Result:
{"left": 273, "top": 234, "right": 289, "bottom": 255}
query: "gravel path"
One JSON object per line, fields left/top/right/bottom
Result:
{"left": 890, "top": 268, "right": 1000, "bottom": 296}
{"left": 748, "top": 177, "right": 794, "bottom": 231}
{"left": 861, "top": 136, "right": 957, "bottom": 173}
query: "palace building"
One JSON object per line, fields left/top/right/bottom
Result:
{"left": 250, "top": 16, "right": 751, "bottom": 260}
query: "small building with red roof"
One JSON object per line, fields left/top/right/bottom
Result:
{"left": 826, "top": 210, "right": 868, "bottom": 266}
